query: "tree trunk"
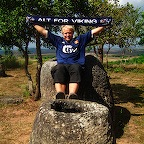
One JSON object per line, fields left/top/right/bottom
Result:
{"left": 98, "top": 44, "right": 103, "bottom": 63}
{"left": 0, "top": 62, "right": 7, "bottom": 77}
{"left": 23, "top": 45, "right": 35, "bottom": 96}
{"left": 34, "top": 32, "right": 42, "bottom": 100}
{"left": 106, "top": 44, "right": 111, "bottom": 69}
{"left": 93, "top": 46, "right": 98, "bottom": 56}
{"left": 24, "top": 51, "right": 35, "bottom": 96}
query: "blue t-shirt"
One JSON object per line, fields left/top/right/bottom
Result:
{"left": 47, "top": 30, "right": 92, "bottom": 65}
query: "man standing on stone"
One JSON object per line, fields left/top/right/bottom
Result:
{"left": 33, "top": 24, "right": 104, "bottom": 99}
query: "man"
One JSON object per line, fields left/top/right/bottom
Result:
{"left": 33, "top": 24, "right": 104, "bottom": 99}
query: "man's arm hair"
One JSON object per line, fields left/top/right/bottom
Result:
{"left": 34, "top": 25, "right": 48, "bottom": 38}
{"left": 91, "top": 27, "right": 104, "bottom": 36}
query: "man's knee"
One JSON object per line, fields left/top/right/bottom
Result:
{"left": 69, "top": 64, "right": 84, "bottom": 83}
{"left": 51, "top": 64, "right": 68, "bottom": 84}
{"left": 69, "top": 64, "right": 83, "bottom": 72}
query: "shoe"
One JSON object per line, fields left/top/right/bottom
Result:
{"left": 56, "top": 92, "right": 65, "bottom": 99}
{"left": 68, "top": 93, "right": 78, "bottom": 99}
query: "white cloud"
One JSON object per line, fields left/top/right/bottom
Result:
{"left": 119, "top": 0, "right": 144, "bottom": 11}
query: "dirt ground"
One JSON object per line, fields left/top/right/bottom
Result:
{"left": 0, "top": 63, "right": 144, "bottom": 144}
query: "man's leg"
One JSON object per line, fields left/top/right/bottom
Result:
{"left": 69, "top": 83, "right": 79, "bottom": 95}
{"left": 68, "top": 64, "right": 83, "bottom": 99}
{"left": 51, "top": 64, "right": 68, "bottom": 99}
{"left": 55, "top": 83, "right": 66, "bottom": 93}
{"left": 54, "top": 83, "right": 66, "bottom": 99}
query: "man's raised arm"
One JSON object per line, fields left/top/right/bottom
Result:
{"left": 91, "top": 26, "right": 104, "bottom": 36}
{"left": 34, "top": 25, "right": 48, "bottom": 38}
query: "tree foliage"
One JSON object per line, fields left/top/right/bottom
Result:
{"left": 0, "top": 0, "right": 143, "bottom": 99}
{"left": 0, "top": 0, "right": 141, "bottom": 49}
{"left": 138, "top": 11, "right": 144, "bottom": 45}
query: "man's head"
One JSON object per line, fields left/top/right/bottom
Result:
{"left": 61, "top": 25, "right": 74, "bottom": 42}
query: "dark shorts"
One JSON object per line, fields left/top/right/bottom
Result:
{"left": 51, "top": 63, "right": 84, "bottom": 84}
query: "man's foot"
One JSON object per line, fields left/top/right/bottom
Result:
{"left": 56, "top": 92, "right": 65, "bottom": 99}
{"left": 68, "top": 93, "right": 78, "bottom": 99}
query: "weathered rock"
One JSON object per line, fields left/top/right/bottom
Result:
{"left": 0, "top": 96, "right": 23, "bottom": 105}
{"left": 30, "top": 99, "right": 114, "bottom": 144}
{"left": 40, "top": 55, "right": 114, "bottom": 109}
{"left": 32, "top": 54, "right": 115, "bottom": 144}
{"left": 40, "top": 60, "right": 57, "bottom": 101}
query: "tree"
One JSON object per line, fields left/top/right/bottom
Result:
{"left": 0, "top": 0, "right": 142, "bottom": 100}
{"left": 0, "top": 0, "right": 77, "bottom": 100}
{"left": 138, "top": 11, "right": 144, "bottom": 45}
{"left": 115, "top": 4, "right": 140, "bottom": 51}
{"left": 84, "top": 1, "right": 141, "bottom": 63}
{"left": 0, "top": 0, "right": 36, "bottom": 95}
{"left": 0, "top": 0, "right": 47, "bottom": 99}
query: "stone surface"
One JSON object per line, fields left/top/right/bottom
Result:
{"left": 0, "top": 96, "right": 23, "bottom": 105}
{"left": 40, "top": 55, "right": 114, "bottom": 109}
{"left": 32, "top": 54, "right": 115, "bottom": 144}
{"left": 30, "top": 99, "right": 114, "bottom": 144}
{"left": 40, "top": 60, "right": 57, "bottom": 101}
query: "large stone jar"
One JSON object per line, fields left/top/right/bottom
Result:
{"left": 30, "top": 99, "right": 114, "bottom": 144}
{"left": 30, "top": 54, "right": 115, "bottom": 144}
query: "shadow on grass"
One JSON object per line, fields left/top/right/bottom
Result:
{"left": 114, "top": 106, "right": 131, "bottom": 138}
{"left": 112, "top": 84, "right": 144, "bottom": 138}
{"left": 111, "top": 83, "right": 144, "bottom": 105}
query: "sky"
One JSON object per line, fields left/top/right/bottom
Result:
{"left": 118, "top": 0, "right": 144, "bottom": 11}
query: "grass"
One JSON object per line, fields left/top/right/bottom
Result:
{"left": 109, "top": 71, "right": 144, "bottom": 144}
{"left": 0, "top": 54, "right": 144, "bottom": 144}
{"left": 106, "top": 54, "right": 144, "bottom": 73}
{"left": 106, "top": 54, "right": 144, "bottom": 143}
{"left": 109, "top": 55, "right": 144, "bottom": 65}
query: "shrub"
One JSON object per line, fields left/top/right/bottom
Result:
{"left": 0, "top": 55, "right": 24, "bottom": 69}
